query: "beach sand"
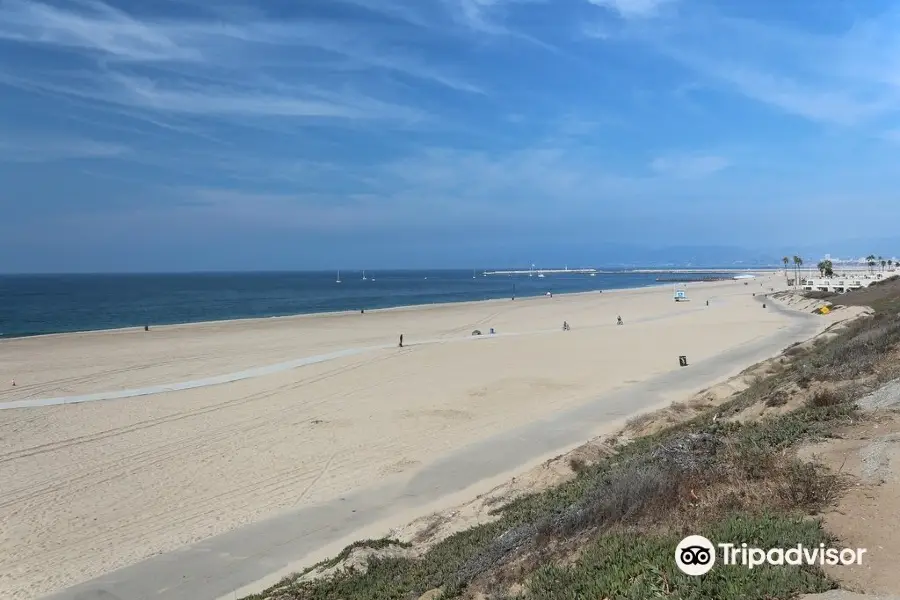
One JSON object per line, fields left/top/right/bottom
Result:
{"left": 1, "top": 277, "right": 792, "bottom": 599}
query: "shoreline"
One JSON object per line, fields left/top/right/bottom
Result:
{"left": 0, "top": 281, "right": 736, "bottom": 409}
{"left": 1, "top": 279, "right": 694, "bottom": 343}
{"left": 0, "top": 269, "right": 781, "bottom": 341}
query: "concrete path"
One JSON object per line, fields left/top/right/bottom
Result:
{"left": 41, "top": 298, "right": 821, "bottom": 600}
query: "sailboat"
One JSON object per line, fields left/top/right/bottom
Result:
{"left": 336, "top": 270, "right": 341, "bottom": 284}
{"left": 362, "top": 270, "right": 368, "bottom": 281}
{"left": 472, "top": 269, "right": 476, "bottom": 279}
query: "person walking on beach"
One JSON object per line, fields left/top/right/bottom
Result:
{"left": 399, "top": 334, "right": 404, "bottom": 347}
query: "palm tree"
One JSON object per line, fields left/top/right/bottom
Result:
{"left": 793, "top": 255, "right": 803, "bottom": 287}
{"left": 866, "top": 254, "right": 876, "bottom": 273}
{"left": 782, "top": 256, "right": 790, "bottom": 284}
{"left": 817, "top": 261, "right": 826, "bottom": 277}
{"left": 882, "top": 259, "right": 887, "bottom": 271}
{"left": 823, "top": 259, "right": 834, "bottom": 277}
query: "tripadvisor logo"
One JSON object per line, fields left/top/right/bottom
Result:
{"left": 675, "top": 535, "right": 867, "bottom": 576}
{"left": 676, "top": 535, "right": 716, "bottom": 576}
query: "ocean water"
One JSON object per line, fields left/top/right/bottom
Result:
{"left": 0, "top": 270, "right": 736, "bottom": 338}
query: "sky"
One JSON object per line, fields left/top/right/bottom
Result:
{"left": 2, "top": 0, "right": 900, "bottom": 272}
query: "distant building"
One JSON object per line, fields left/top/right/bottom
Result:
{"left": 801, "top": 271, "right": 897, "bottom": 293}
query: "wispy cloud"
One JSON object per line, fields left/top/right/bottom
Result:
{"left": 0, "top": 69, "right": 427, "bottom": 122}
{"left": 0, "top": 135, "right": 130, "bottom": 162}
{"left": 0, "top": 0, "right": 488, "bottom": 127}
{"left": 588, "top": 0, "right": 676, "bottom": 20}
{"left": 440, "top": 0, "right": 559, "bottom": 50}
{"left": 585, "top": 3, "right": 900, "bottom": 128}
{"left": 650, "top": 154, "right": 730, "bottom": 178}
{"left": 447, "top": 0, "right": 508, "bottom": 34}
{"left": 377, "top": 144, "right": 670, "bottom": 220}
{"left": 0, "top": 0, "right": 199, "bottom": 62}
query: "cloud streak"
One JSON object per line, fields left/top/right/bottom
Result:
{"left": 584, "top": 2, "right": 900, "bottom": 128}
{"left": 650, "top": 154, "right": 730, "bottom": 179}
{"left": 588, "top": 0, "right": 675, "bottom": 20}
{"left": 0, "top": 0, "right": 199, "bottom": 62}
{"left": 0, "top": 0, "right": 488, "bottom": 126}
{"left": 0, "top": 135, "right": 130, "bottom": 162}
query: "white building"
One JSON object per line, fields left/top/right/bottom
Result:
{"left": 801, "top": 271, "right": 897, "bottom": 293}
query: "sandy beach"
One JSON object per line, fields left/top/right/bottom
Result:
{"left": 0, "top": 276, "right": 815, "bottom": 599}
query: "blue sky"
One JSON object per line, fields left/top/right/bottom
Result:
{"left": 2, "top": 0, "right": 900, "bottom": 271}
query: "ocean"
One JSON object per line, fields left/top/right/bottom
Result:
{"left": 0, "top": 270, "right": 738, "bottom": 338}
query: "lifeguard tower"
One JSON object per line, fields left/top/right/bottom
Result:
{"left": 674, "top": 283, "right": 689, "bottom": 302}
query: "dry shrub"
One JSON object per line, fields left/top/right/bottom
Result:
{"left": 807, "top": 387, "right": 846, "bottom": 408}
{"left": 568, "top": 458, "right": 587, "bottom": 474}
{"left": 669, "top": 401, "right": 689, "bottom": 413}
{"left": 807, "top": 315, "right": 900, "bottom": 381}
{"left": 625, "top": 412, "right": 654, "bottom": 432}
{"left": 539, "top": 463, "right": 682, "bottom": 541}
{"left": 765, "top": 390, "right": 790, "bottom": 407}
{"left": 778, "top": 461, "right": 843, "bottom": 510}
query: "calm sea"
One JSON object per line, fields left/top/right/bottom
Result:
{"left": 0, "top": 270, "right": 737, "bottom": 338}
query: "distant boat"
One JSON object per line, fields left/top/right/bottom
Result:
{"left": 362, "top": 270, "right": 368, "bottom": 281}
{"left": 538, "top": 272, "right": 545, "bottom": 278}
{"left": 336, "top": 270, "right": 341, "bottom": 284}
{"left": 473, "top": 269, "right": 476, "bottom": 279}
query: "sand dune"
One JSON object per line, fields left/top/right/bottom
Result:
{"left": 0, "top": 277, "right": 801, "bottom": 599}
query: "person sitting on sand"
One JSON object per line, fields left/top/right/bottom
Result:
{"left": 617, "top": 316, "right": 623, "bottom": 325}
